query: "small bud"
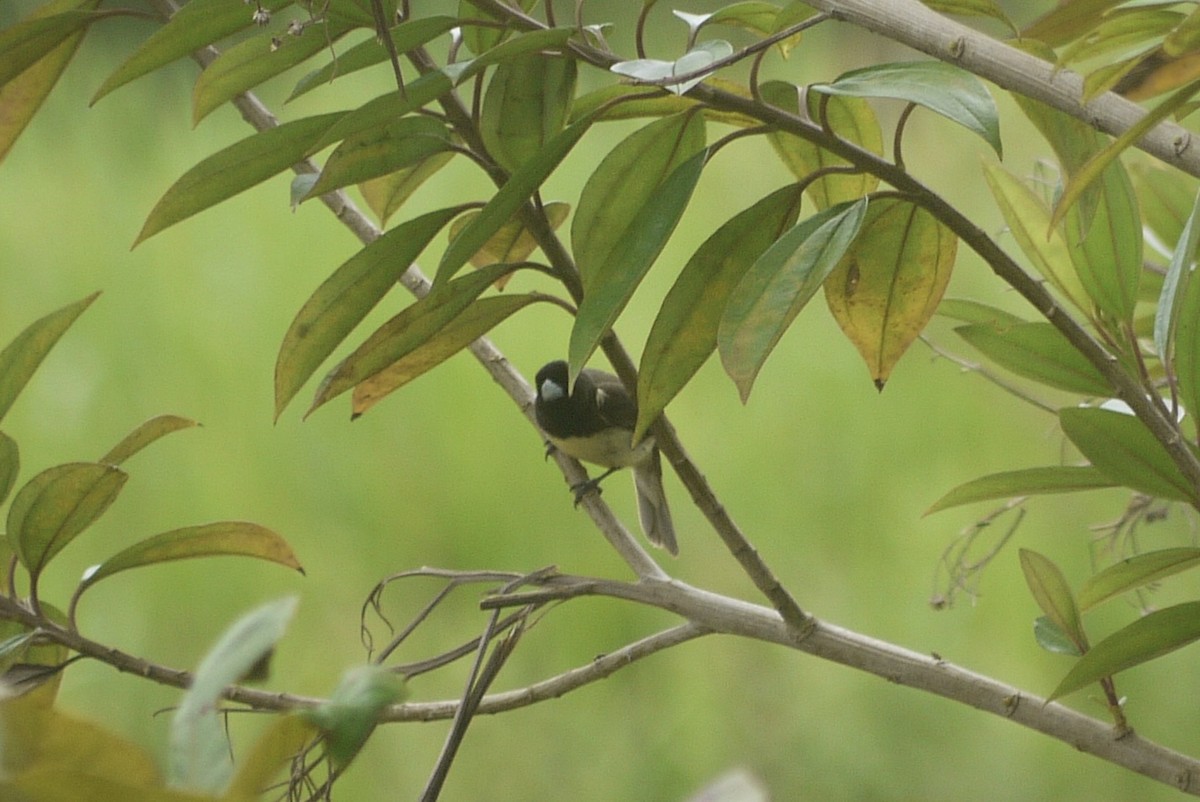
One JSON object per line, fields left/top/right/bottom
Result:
{"left": 252, "top": 7, "right": 270, "bottom": 25}
{"left": 288, "top": 19, "right": 304, "bottom": 36}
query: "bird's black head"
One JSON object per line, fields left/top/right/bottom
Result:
{"left": 535, "top": 360, "right": 570, "bottom": 404}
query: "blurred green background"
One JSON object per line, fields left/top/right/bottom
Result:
{"left": 4, "top": 1, "right": 1200, "bottom": 799}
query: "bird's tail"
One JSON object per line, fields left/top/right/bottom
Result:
{"left": 632, "top": 449, "right": 678, "bottom": 556}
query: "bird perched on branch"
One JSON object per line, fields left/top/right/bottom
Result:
{"left": 534, "top": 360, "right": 678, "bottom": 556}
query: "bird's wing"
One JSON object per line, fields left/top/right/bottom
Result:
{"left": 582, "top": 368, "right": 638, "bottom": 431}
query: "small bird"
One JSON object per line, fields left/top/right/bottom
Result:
{"left": 534, "top": 360, "right": 678, "bottom": 556}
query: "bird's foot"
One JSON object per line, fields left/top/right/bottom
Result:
{"left": 569, "top": 477, "right": 603, "bottom": 507}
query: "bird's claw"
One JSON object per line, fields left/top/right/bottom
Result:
{"left": 543, "top": 441, "right": 557, "bottom": 461}
{"left": 570, "top": 478, "right": 602, "bottom": 507}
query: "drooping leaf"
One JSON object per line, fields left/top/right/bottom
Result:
{"left": 77, "top": 521, "right": 302, "bottom": 600}
{"left": 1020, "top": 548, "right": 1088, "bottom": 653}
{"left": 926, "top": 465, "right": 1114, "bottom": 513}
{"left": 921, "top": 0, "right": 1017, "bottom": 34}
{"left": 982, "top": 163, "right": 1089, "bottom": 313}
{"left": 276, "top": 205, "right": 471, "bottom": 418}
{"left": 610, "top": 40, "right": 735, "bottom": 96}
{"left": 224, "top": 715, "right": 317, "bottom": 800}
{"left": 359, "top": 150, "right": 456, "bottom": 227}
{"left": 812, "top": 61, "right": 1002, "bottom": 156}
{"left": 719, "top": 198, "right": 869, "bottom": 401}
{"left": 480, "top": 52, "right": 577, "bottom": 173}
{"left": 955, "top": 321, "right": 1112, "bottom": 395}
{"left": 0, "top": 0, "right": 100, "bottom": 164}
{"left": 572, "top": 112, "right": 707, "bottom": 289}
{"left": 191, "top": 22, "right": 356, "bottom": 125}
{"left": 823, "top": 198, "right": 957, "bottom": 389}
{"left": 569, "top": 84, "right": 701, "bottom": 122}
{"left": 1058, "top": 10, "right": 1182, "bottom": 67}
{"left": 935, "top": 298, "right": 1025, "bottom": 327}
{"left": 310, "top": 264, "right": 516, "bottom": 414}
{"left": 8, "top": 462, "right": 127, "bottom": 577}
{"left": 1131, "top": 160, "right": 1199, "bottom": 252}
{"left": 458, "top": 0, "right": 538, "bottom": 55}
{"left": 304, "top": 665, "right": 407, "bottom": 768}
{"left": 568, "top": 149, "right": 707, "bottom": 377}
{"left": 170, "top": 596, "right": 299, "bottom": 793}
{"left": 1051, "top": 77, "right": 1200, "bottom": 248}
{"left": 1034, "top": 615, "right": 1084, "bottom": 656}
{"left": 1079, "top": 548, "right": 1200, "bottom": 611}
{"left": 447, "top": 27, "right": 577, "bottom": 86}
{"left": 1049, "top": 601, "right": 1200, "bottom": 700}
{"left": 92, "top": 0, "right": 295, "bottom": 103}
{"left": 0, "top": 292, "right": 97, "bottom": 426}
{"left": 0, "top": 432, "right": 16, "bottom": 508}
{"left": 437, "top": 110, "right": 600, "bottom": 285}
{"left": 705, "top": 2, "right": 784, "bottom": 36}
{"left": 1154, "top": 188, "right": 1200, "bottom": 362}
{"left": 289, "top": 16, "right": 459, "bottom": 101}
{"left": 1022, "top": 0, "right": 1126, "bottom": 45}
{"left": 446, "top": 201, "right": 570, "bottom": 273}
{"left": 1170, "top": 203, "right": 1200, "bottom": 422}
{"left": 304, "top": 116, "right": 453, "bottom": 200}
{"left": 136, "top": 113, "right": 345, "bottom": 245}
{"left": 99, "top": 414, "right": 199, "bottom": 466}
{"left": 0, "top": 10, "right": 98, "bottom": 91}
{"left": 637, "top": 184, "right": 804, "bottom": 440}
{"left": 1059, "top": 406, "right": 1199, "bottom": 505}
{"left": 310, "top": 71, "right": 452, "bottom": 152}
{"left": 351, "top": 294, "right": 544, "bottom": 416}
{"left": 761, "top": 80, "right": 882, "bottom": 210}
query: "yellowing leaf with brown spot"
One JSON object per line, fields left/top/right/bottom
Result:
{"left": 823, "top": 198, "right": 957, "bottom": 388}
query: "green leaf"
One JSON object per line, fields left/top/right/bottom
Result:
{"left": 136, "top": 112, "right": 345, "bottom": 245}
{"left": 77, "top": 522, "right": 302, "bottom": 597}
{"left": 955, "top": 321, "right": 1112, "bottom": 395}
{"left": 304, "top": 666, "right": 406, "bottom": 768}
{"left": 0, "top": 291, "right": 97, "bottom": 426}
{"left": 761, "top": 80, "right": 882, "bottom": 210}
{"left": 1049, "top": 601, "right": 1200, "bottom": 700}
{"left": 1023, "top": 0, "right": 1127, "bottom": 46}
{"left": 304, "top": 116, "right": 452, "bottom": 201}
{"left": 1165, "top": 5, "right": 1200, "bottom": 56}
{"left": 99, "top": 414, "right": 199, "bottom": 466}
{"left": 926, "top": 465, "right": 1115, "bottom": 513}
{"left": 636, "top": 184, "right": 804, "bottom": 440}
{"left": 437, "top": 110, "right": 600, "bottom": 284}
{"left": 569, "top": 84, "right": 701, "bottom": 123}
{"left": 1131, "top": 160, "right": 1198, "bottom": 252}
{"left": 812, "top": 61, "right": 1002, "bottom": 157}
{"left": 719, "top": 198, "right": 869, "bottom": 402}
{"left": 706, "top": 2, "right": 783, "bottom": 35}
{"left": 310, "top": 73, "right": 453, "bottom": 153}
{"left": 823, "top": 198, "right": 957, "bottom": 389}
{"left": 1059, "top": 406, "right": 1199, "bottom": 504}
{"left": 225, "top": 715, "right": 318, "bottom": 799}
{"left": 448, "top": 27, "right": 577, "bottom": 86}
{"left": 1058, "top": 10, "right": 1182, "bottom": 67}
{"left": 572, "top": 112, "right": 707, "bottom": 289}
{"left": 480, "top": 52, "right": 577, "bottom": 173}
{"left": 91, "top": 0, "right": 294, "bottom": 103}
{"left": 309, "top": 264, "right": 516, "bottom": 414}
{"left": 935, "top": 298, "right": 1025, "bottom": 327}
{"left": 0, "top": 432, "right": 17, "bottom": 508}
{"left": 289, "top": 16, "right": 459, "bottom": 101}
{"left": 0, "top": 10, "right": 97, "bottom": 91}
{"left": 446, "top": 201, "right": 570, "bottom": 272}
{"left": 1079, "top": 548, "right": 1200, "bottom": 611}
{"left": 982, "top": 163, "right": 1089, "bottom": 314}
{"left": 359, "top": 150, "right": 456, "bottom": 227}
{"left": 351, "top": 293, "right": 544, "bottom": 417}
{"left": 1154, "top": 188, "right": 1200, "bottom": 361}
{"left": 275, "top": 205, "right": 470, "bottom": 418}
{"left": 1019, "top": 548, "right": 1087, "bottom": 652}
{"left": 0, "top": 0, "right": 100, "bottom": 164}
{"left": 8, "top": 462, "right": 128, "bottom": 576}
{"left": 458, "top": 0, "right": 538, "bottom": 55}
{"left": 921, "top": 0, "right": 1017, "bottom": 34}
{"left": 170, "top": 596, "right": 298, "bottom": 793}
{"left": 1052, "top": 77, "right": 1200, "bottom": 254}
{"left": 1034, "top": 615, "right": 1084, "bottom": 656}
{"left": 1171, "top": 219, "right": 1200, "bottom": 425}
{"left": 568, "top": 149, "right": 707, "bottom": 377}
{"left": 191, "top": 21, "right": 356, "bottom": 125}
